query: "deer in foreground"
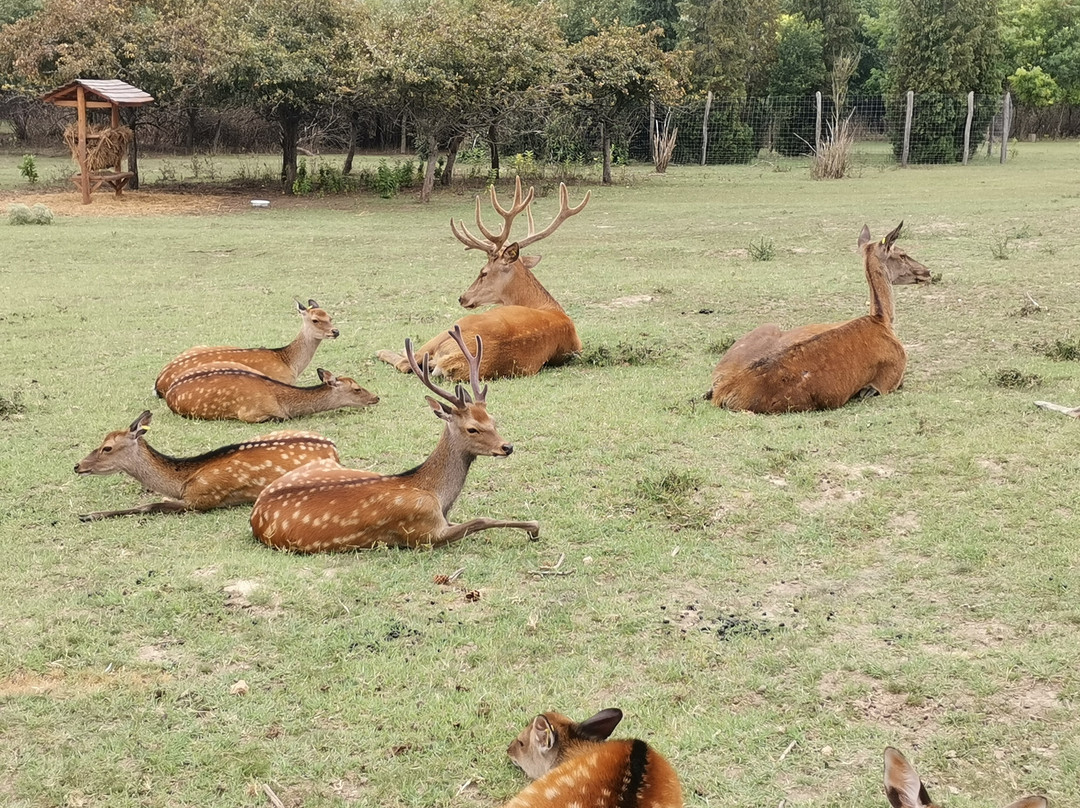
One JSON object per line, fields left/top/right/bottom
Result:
{"left": 376, "top": 178, "right": 588, "bottom": 381}
{"left": 154, "top": 299, "right": 339, "bottom": 396}
{"left": 163, "top": 363, "right": 378, "bottom": 422}
{"left": 707, "top": 222, "right": 908, "bottom": 413}
{"left": 251, "top": 326, "right": 539, "bottom": 552}
{"left": 502, "top": 707, "right": 683, "bottom": 808}
{"left": 74, "top": 410, "right": 340, "bottom": 520}
{"left": 884, "top": 747, "right": 1047, "bottom": 808}
{"left": 882, "top": 240, "right": 931, "bottom": 285}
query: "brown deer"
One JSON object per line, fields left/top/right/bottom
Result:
{"left": 707, "top": 222, "right": 908, "bottom": 413}
{"left": 163, "top": 363, "right": 378, "bottom": 422}
{"left": 154, "top": 299, "right": 339, "bottom": 396}
{"left": 251, "top": 326, "right": 539, "bottom": 552}
{"left": 502, "top": 707, "right": 683, "bottom": 808}
{"left": 376, "top": 178, "right": 588, "bottom": 381}
{"left": 884, "top": 747, "right": 1047, "bottom": 808}
{"left": 74, "top": 410, "right": 340, "bottom": 520}
{"left": 884, "top": 242, "right": 931, "bottom": 285}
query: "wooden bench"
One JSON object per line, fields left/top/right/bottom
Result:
{"left": 70, "top": 171, "right": 135, "bottom": 198}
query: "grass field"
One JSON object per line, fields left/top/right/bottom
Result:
{"left": 2, "top": 140, "right": 1080, "bottom": 808}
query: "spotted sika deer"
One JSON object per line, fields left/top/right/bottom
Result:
{"left": 163, "top": 364, "right": 378, "bottom": 422}
{"left": 376, "top": 178, "right": 587, "bottom": 380}
{"left": 155, "top": 299, "right": 339, "bottom": 396}
{"left": 883, "top": 747, "right": 1046, "bottom": 808}
{"left": 74, "top": 410, "right": 339, "bottom": 520}
{"left": 707, "top": 222, "right": 908, "bottom": 413}
{"left": 503, "top": 708, "right": 682, "bottom": 808}
{"left": 251, "top": 326, "right": 539, "bottom": 552}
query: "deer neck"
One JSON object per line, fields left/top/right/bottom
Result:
{"left": 407, "top": 428, "right": 475, "bottom": 516}
{"left": 282, "top": 383, "right": 340, "bottom": 417}
{"left": 275, "top": 329, "right": 318, "bottom": 376}
{"left": 131, "top": 441, "right": 190, "bottom": 500}
{"left": 865, "top": 251, "right": 896, "bottom": 326}
{"left": 505, "top": 265, "right": 565, "bottom": 312}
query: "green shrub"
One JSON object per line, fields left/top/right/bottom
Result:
{"left": 18, "top": 154, "right": 38, "bottom": 184}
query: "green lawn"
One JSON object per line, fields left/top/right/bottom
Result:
{"left": 2, "top": 140, "right": 1079, "bottom": 808}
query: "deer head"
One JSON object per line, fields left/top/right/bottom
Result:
{"left": 507, "top": 708, "right": 624, "bottom": 780}
{"left": 297, "top": 299, "right": 340, "bottom": 340}
{"left": 75, "top": 410, "right": 152, "bottom": 475}
{"left": 314, "top": 368, "right": 380, "bottom": 407}
{"left": 405, "top": 326, "right": 512, "bottom": 458}
{"left": 452, "top": 178, "right": 589, "bottom": 309}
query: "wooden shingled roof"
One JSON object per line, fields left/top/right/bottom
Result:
{"left": 41, "top": 79, "right": 155, "bottom": 107}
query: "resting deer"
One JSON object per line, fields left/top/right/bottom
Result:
{"left": 154, "top": 299, "right": 339, "bottom": 396}
{"left": 883, "top": 242, "right": 931, "bottom": 285}
{"left": 74, "top": 410, "right": 340, "bottom": 520}
{"left": 163, "top": 363, "right": 378, "bottom": 422}
{"left": 884, "top": 747, "right": 1047, "bottom": 808}
{"left": 707, "top": 222, "right": 908, "bottom": 413}
{"left": 251, "top": 326, "right": 539, "bottom": 552}
{"left": 503, "top": 707, "right": 682, "bottom": 808}
{"left": 376, "top": 178, "right": 588, "bottom": 381}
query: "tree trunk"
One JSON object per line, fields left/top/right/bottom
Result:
{"left": 440, "top": 134, "right": 463, "bottom": 186}
{"left": 125, "top": 107, "right": 140, "bottom": 190}
{"left": 488, "top": 123, "right": 500, "bottom": 178}
{"left": 343, "top": 110, "right": 358, "bottom": 175}
{"left": 601, "top": 123, "right": 612, "bottom": 185}
{"left": 186, "top": 107, "right": 197, "bottom": 153}
{"left": 280, "top": 107, "right": 301, "bottom": 194}
{"left": 420, "top": 134, "right": 438, "bottom": 202}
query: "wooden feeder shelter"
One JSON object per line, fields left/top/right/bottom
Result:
{"left": 41, "top": 79, "right": 155, "bottom": 204}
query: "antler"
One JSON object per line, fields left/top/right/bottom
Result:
{"left": 404, "top": 326, "right": 487, "bottom": 407}
{"left": 449, "top": 176, "right": 536, "bottom": 254}
{"left": 515, "top": 182, "right": 590, "bottom": 250}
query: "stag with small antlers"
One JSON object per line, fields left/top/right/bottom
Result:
{"left": 74, "top": 410, "right": 340, "bottom": 520}
{"left": 163, "top": 364, "right": 378, "bottom": 422}
{"left": 376, "top": 178, "right": 588, "bottom": 381}
{"left": 155, "top": 299, "right": 339, "bottom": 396}
{"left": 252, "top": 326, "right": 539, "bottom": 552}
{"left": 707, "top": 223, "right": 908, "bottom": 413}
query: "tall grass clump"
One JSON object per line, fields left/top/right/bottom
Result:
{"left": 7, "top": 203, "right": 53, "bottom": 225}
{"left": 652, "top": 112, "right": 678, "bottom": 174}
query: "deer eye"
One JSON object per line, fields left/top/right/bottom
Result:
{"left": 101, "top": 446, "right": 112, "bottom": 453}
{"left": 466, "top": 427, "right": 479, "bottom": 434}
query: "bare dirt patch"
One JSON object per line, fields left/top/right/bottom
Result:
{"left": 1, "top": 188, "right": 249, "bottom": 216}
{"left": 0, "top": 668, "right": 167, "bottom": 699}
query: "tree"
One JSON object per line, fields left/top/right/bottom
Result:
{"left": 767, "top": 13, "right": 826, "bottom": 95}
{"left": 786, "top": 0, "right": 859, "bottom": 73}
{"left": 678, "top": 0, "right": 781, "bottom": 96}
{"left": 886, "top": 0, "right": 1002, "bottom": 162}
{"left": 564, "top": 21, "right": 688, "bottom": 183}
{"left": 1000, "top": 0, "right": 1080, "bottom": 104}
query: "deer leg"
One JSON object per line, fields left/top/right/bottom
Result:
{"left": 378, "top": 333, "right": 455, "bottom": 375}
{"left": 431, "top": 518, "right": 540, "bottom": 546}
{"left": 79, "top": 499, "right": 191, "bottom": 521}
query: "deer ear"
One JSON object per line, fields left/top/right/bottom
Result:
{"left": 425, "top": 396, "right": 453, "bottom": 419}
{"left": 503, "top": 242, "right": 520, "bottom": 262}
{"left": 521, "top": 254, "right": 541, "bottom": 269}
{"left": 576, "top": 708, "right": 623, "bottom": 741}
{"left": 531, "top": 716, "right": 556, "bottom": 752}
{"left": 297, "top": 299, "right": 308, "bottom": 312}
{"left": 317, "top": 368, "right": 338, "bottom": 385}
{"left": 1004, "top": 798, "right": 1048, "bottom": 808}
{"left": 884, "top": 748, "right": 933, "bottom": 808}
{"left": 308, "top": 299, "right": 319, "bottom": 309}
{"left": 129, "top": 410, "right": 152, "bottom": 435}
{"left": 883, "top": 221, "right": 904, "bottom": 250}
{"left": 858, "top": 224, "right": 872, "bottom": 247}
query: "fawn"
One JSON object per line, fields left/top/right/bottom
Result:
{"left": 884, "top": 747, "right": 1047, "bottom": 808}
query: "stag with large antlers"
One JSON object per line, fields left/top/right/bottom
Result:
{"left": 251, "top": 326, "right": 539, "bottom": 552}
{"left": 376, "top": 178, "right": 589, "bottom": 381}
{"left": 155, "top": 299, "right": 339, "bottom": 396}
{"left": 706, "top": 223, "right": 908, "bottom": 413}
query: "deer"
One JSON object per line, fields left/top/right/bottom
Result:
{"left": 74, "top": 410, "right": 340, "bottom": 521}
{"left": 250, "top": 325, "right": 539, "bottom": 552}
{"left": 706, "top": 222, "right": 908, "bottom": 413}
{"left": 502, "top": 707, "right": 683, "bottom": 808}
{"left": 884, "top": 747, "right": 1047, "bottom": 808}
{"left": 1033, "top": 400, "right": 1080, "bottom": 418}
{"left": 883, "top": 241, "right": 931, "bottom": 285}
{"left": 154, "top": 299, "right": 339, "bottom": 397}
{"left": 163, "top": 363, "right": 378, "bottom": 422}
{"left": 375, "top": 177, "right": 588, "bottom": 381}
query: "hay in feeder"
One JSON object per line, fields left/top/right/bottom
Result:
{"left": 63, "top": 123, "right": 133, "bottom": 171}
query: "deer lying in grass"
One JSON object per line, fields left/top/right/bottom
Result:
{"left": 707, "top": 222, "right": 908, "bottom": 413}
{"left": 74, "top": 410, "right": 339, "bottom": 520}
{"left": 154, "top": 299, "right": 339, "bottom": 396}
{"left": 884, "top": 747, "right": 1046, "bottom": 808}
{"left": 376, "top": 178, "right": 588, "bottom": 381}
{"left": 251, "top": 326, "right": 539, "bottom": 552}
{"left": 163, "top": 363, "right": 378, "bottom": 422}
{"left": 503, "top": 707, "right": 682, "bottom": 808}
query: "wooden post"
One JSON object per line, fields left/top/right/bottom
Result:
{"left": 815, "top": 91, "right": 822, "bottom": 152}
{"left": 77, "top": 84, "right": 90, "bottom": 204}
{"left": 962, "top": 91, "right": 974, "bottom": 165}
{"left": 649, "top": 100, "right": 657, "bottom": 163}
{"left": 399, "top": 112, "right": 407, "bottom": 154}
{"left": 700, "top": 90, "right": 713, "bottom": 166}
{"left": 1000, "top": 91, "right": 1012, "bottom": 164}
{"left": 901, "top": 90, "right": 914, "bottom": 167}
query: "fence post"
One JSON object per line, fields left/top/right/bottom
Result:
{"left": 901, "top": 90, "right": 913, "bottom": 167}
{"left": 963, "top": 91, "right": 974, "bottom": 165}
{"left": 1000, "top": 91, "right": 1012, "bottom": 164}
{"left": 649, "top": 100, "right": 656, "bottom": 163}
{"left": 701, "top": 90, "right": 713, "bottom": 166}
{"left": 815, "top": 91, "right": 822, "bottom": 151}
